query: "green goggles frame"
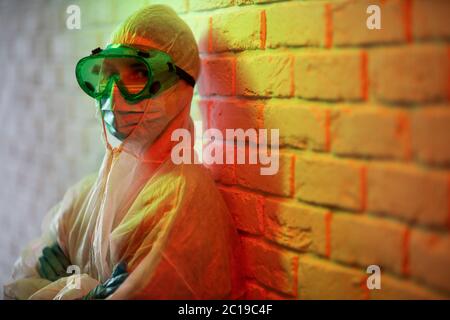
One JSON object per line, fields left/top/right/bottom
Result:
{"left": 75, "top": 44, "right": 196, "bottom": 103}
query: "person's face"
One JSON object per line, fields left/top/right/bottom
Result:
{"left": 98, "top": 43, "right": 187, "bottom": 142}
{"left": 98, "top": 58, "right": 150, "bottom": 140}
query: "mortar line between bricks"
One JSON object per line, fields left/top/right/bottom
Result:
{"left": 208, "top": 16, "right": 213, "bottom": 53}
{"left": 324, "top": 3, "right": 333, "bottom": 49}
{"left": 195, "top": 94, "right": 449, "bottom": 109}
{"left": 215, "top": 180, "right": 294, "bottom": 200}
{"left": 183, "top": 0, "right": 293, "bottom": 14}
{"left": 305, "top": 251, "right": 450, "bottom": 298}
{"left": 359, "top": 166, "right": 368, "bottom": 212}
{"left": 394, "top": 112, "right": 412, "bottom": 161}
{"left": 292, "top": 255, "right": 299, "bottom": 299}
{"left": 447, "top": 46, "right": 450, "bottom": 103}
{"left": 300, "top": 249, "right": 438, "bottom": 297}
{"left": 286, "top": 147, "right": 450, "bottom": 171}
{"left": 231, "top": 56, "right": 237, "bottom": 96}
{"left": 447, "top": 174, "right": 450, "bottom": 231}
{"left": 197, "top": 92, "right": 450, "bottom": 105}
{"left": 325, "top": 211, "right": 332, "bottom": 259}
{"left": 360, "top": 274, "right": 370, "bottom": 300}
{"left": 289, "top": 54, "right": 295, "bottom": 97}
{"left": 401, "top": 227, "right": 411, "bottom": 277}
{"left": 403, "top": 0, "right": 413, "bottom": 43}
{"left": 289, "top": 154, "right": 295, "bottom": 198}
{"left": 360, "top": 50, "right": 369, "bottom": 102}
{"left": 221, "top": 181, "right": 450, "bottom": 234}
{"left": 199, "top": 40, "right": 450, "bottom": 57}
{"left": 197, "top": 94, "right": 372, "bottom": 104}
{"left": 324, "top": 109, "right": 331, "bottom": 152}
{"left": 259, "top": 9, "right": 266, "bottom": 50}
{"left": 207, "top": 100, "right": 213, "bottom": 129}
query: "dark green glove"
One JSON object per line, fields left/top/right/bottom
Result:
{"left": 37, "top": 243, "right": 71, "bottom": 282}
{"left": 83, "top": 262, "right": 128, "bottom": 300}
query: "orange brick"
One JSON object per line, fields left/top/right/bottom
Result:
{"left": 412, "top": 106, "right": 450, "bottom": 166}
{"left": 219, "top": 187, "right": 264, "bottom": 235}
{"left": 294, "top": 50, "right": 365, "bottom": 101}
{"left": 198, "top": 56, "right": 235, "bottom": 96}
{"left": 295, "top": 153, "right": 364, "bottom": 211}
{"left": 198, "top": 99, "right": 211, "bottom": 130}
{"left": 211, "top": 7, "right": 260, "bottom": 52}
{"left": 203, "top": 140, "right": 236, "bottom": 185}
{"left": 369, "top": 44, "right": 448, "bottom": 103}
{"left": 330, "top": 106, "right": 410, "bottom": 159}
{"left": 266, "top": 1, "right": 325, "bottom": 48}
{"left": 209, "top": 99, "right": 264, "bottom": 138}
{"left": 332, "top": 0, "right": 406, "bottom": 46}
{"left": 264, "top": 199, "right": 328, "bottom": 255}
{"left": 236, "top": 52, "right": 292, "bottom": 97}
{"left": 410, "top": 229, "right": 450, "bottom": 293}
{"left": 297, "top": 255, "right": 365, "bottom": 300}
{"left": 413, "top": 0, "right": 450, "bottom": 40}
{"left": 235, "top": 150, "right": 293, "bottom": 197}
{"left": 331, "top": 213, "right": 407, "bottom": 275}
{"left": 241, "top": 237, "right": 298, "bottom": 296}
{"left": 263, "top": 100, "right": 328, "bottom": 151}
{"left": 367, "top": 162, "right": 449, "bottom": 228}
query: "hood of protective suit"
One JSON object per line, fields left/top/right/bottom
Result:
{"left": 100, "top": 4, "right": 200, "bottom": 161}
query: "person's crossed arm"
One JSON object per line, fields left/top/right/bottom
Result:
{"left": 37, "top": 243, "right": 128, "bottom": 300}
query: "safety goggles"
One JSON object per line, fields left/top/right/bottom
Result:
{"left": 75, "top": 44, "right": 195, "bottom": 103}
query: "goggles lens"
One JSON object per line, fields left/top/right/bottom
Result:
{"left": 77, "top": 56, "right": 150, "bottom": 97}
{"left": 76, "top": 45, "right": 196, "bottom": 102}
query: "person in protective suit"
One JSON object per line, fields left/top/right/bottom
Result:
{"left": 4, "top": 5, "right": 246, "bottom": 300}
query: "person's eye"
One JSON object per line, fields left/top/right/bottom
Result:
{"left": 133, "top": 69, "right": 148, "bottom": 80}
{"left": 101, "top": 63, "right": 117, "bottom": 79}
{"left": 105, "top": 68, "right": 117, "bottom": 78}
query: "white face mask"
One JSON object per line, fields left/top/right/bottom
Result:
{"left": 97, "top": 85, "right": 145, "bottom": 141}
{"left": 97, "top": 83, "right": 173, "bottom": 142}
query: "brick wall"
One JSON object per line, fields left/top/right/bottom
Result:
{"left": 186, "top": 0, "right": 450, "bottom": 299}
{"left": 0, "top": 0, "right": 448, "bottom": 299}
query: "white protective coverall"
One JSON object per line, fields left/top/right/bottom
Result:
{"left": 4, "top": 5, "right": 246, "bottom": 300}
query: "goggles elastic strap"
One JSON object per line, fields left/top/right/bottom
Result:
{"left": 175, "top": 65, "right": 196, "bottom": 88}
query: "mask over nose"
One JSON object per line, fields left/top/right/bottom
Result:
{"left": 99, "top": 85, "right": 146, "bottom": 141}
